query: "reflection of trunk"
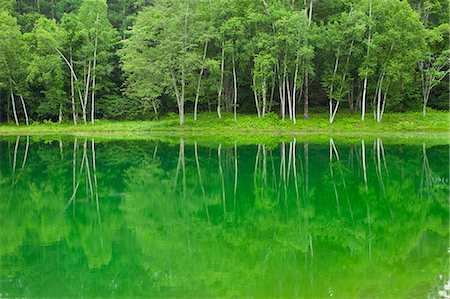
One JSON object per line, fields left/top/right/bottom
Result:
{"left": 361, "top": 139, "right": 368, "bottom": 191}
{"left": 59, "top": 140, "right": 63, "bottom": 160}
{"left": 304, "top": 143, "right": 309, "bottom": 195}
{"left": 287, "top": 141, "right": 292, "bottom": 183}
{"left": 12, "top": 136, "right": 20, "bottom": 181}
{"left": 367, "top": 201, "right": 372, "bottom": 259}
{"left": 153, "top": 144, "right": 158, "bottom": 161}
{"left": 174, "top": 138, "right": 185, "bottom": 190}
{"left": 180, "top": 138, "right": 186, "bottom": 197}
{"left": 83, "top": 139, "right": 94, "bottom": 202}
{"left": 262, "top": 145, "right": 267, "bottom": 188}
{"left": 329, "top": 138, "right": 340, "bottom": 213}
{"left": 73, "top": 138, "right": 77, "bottom": 213}
{"left": 234, "top": 142, "right": 238, "bottom": 215}
{"left": 420, "top": 143, "right": 432, "bottom": 199}
{"left": 218, "top": 144, "right": 226, "bottom": 218}
{"left": 292, "top": 139, "right": 299, "bottom": 203}
{"left": 374, "top": 138, "right": 385, "bottom": 196}
{"left": 65, "top": 140, "right": 88, "bottom": 210}
{"left": 21, "top": 136, "right": 29, "bottom": 169}
{"left": 194, "top": 142, "right": 210, "bottom": 222}
{"left": 280, "top": 142, "right": 288, "bottom": 210}
{"left": 254, "top": 144, "right": 261, "bottom": 192}
{"left": 91, "top": 139, "right": 101, "bottom": 224}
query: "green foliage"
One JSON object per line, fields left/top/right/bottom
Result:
{"left": 0, "top": 0, "right": 448, "bottom": 124}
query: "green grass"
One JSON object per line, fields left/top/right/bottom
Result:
{"left": 0, "top": 110, "right": 448, "bottom": 141}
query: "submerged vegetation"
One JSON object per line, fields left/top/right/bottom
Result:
{"left": 0, "top": 0, "right": 448, "bottom": 128}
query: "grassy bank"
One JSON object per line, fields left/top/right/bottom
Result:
{"left": 0, "top": 110, "right": 448, "bottom": 136}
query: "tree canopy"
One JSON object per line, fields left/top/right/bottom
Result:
{"left": 0, "top": 0, "right": 448, "bottom": 124}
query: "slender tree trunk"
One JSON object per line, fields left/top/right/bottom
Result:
{"left": 91, "top": 14, "right": 99, "bottom": 125}
{"left": 59, "top": 104, "right": 63, "bottom": 123}
{"left": 232, "top": 51, "right": 238, "bottom": 121}
{"left": 10, "top": 88, "right": 19, "bottom": 126}
{"left": 329, "top": 54, "right": 339, "bottom": 124}
{"left": 268, "top": 73, "right": 276, "bottom": 112}
{"left": 180, "top": 67, "right": 185, "bottom": 125}
{"left": 262, "top": 78, "right": 267, "bottom": 117}
{"left": 278, "top": 59, "right": 287, "bottom": 121}
{"left": 19, "top": 95, "right": 28, "bottom": 125}
{"left": 361, "top": 0, "right": 372, "bottom": 122}
{"left": 170, "top": 69, "right": 183, "bottom": 125}
{"left": 287, "top": 77, "right": 292, "bottom": 120}
{"left": 349, "top": 83, "right": 354, "bottom": 113}
{"left": 302, "top": 0, "right": 313, "bottom": 120}
{"left": 217, "top": 41, "right": 225, "bottom": 119}
{"left": 292, "top": 61, "right": 299, "bottom": 124}
{"left": 376, "top": 74, "right": 384, "bottom": 122}
{"left": 253, "top": 76, "right": 261, "bottom": 117}
{"left": 70, "top": 47, "right": 77, "bottom": 125}
{"left": 55, "top": 47, "right": 85, "bottom": 119}
{"left": 82, "top": 60, "right": 91, "bottom": 125}
{"left": 304, "top": 71, "right": 309, "bottom": 119}
{"left": 194, "top": 40, "right": 209, "bottom": 121}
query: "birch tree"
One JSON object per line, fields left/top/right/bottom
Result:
{"left": 418, "top": 23, "right": 450, "bottom": 115}
{"left": 365, "top": 0, "right": 426, "bottom": 122}
{"left": 321, "top": 7, "right": 367, "bottom": 124}
{"left": 78, "top": 0, "right": 117, "bottom": 124}
{"left": 26, "top": 17, "right": 67, "bottom": 122}
{"left": 0, "top": 12, "right": 29, "bottom": 125}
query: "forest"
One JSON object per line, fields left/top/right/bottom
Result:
{"left": 0, "top": 0, "right": 448, "bottom": 126}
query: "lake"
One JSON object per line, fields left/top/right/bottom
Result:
{"left": 0, "top": 136, "right": 448, "bottom": 298}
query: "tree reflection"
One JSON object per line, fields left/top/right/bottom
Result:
{"left": 0, "top": 137, "right": 448, "bottom": 298}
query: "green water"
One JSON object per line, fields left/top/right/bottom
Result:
{"left": 0, "top": 136, "right": 448, "bottom": 298}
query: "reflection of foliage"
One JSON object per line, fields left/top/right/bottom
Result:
{"left": 0, "top": 138, "right": 448, "bottom": 298}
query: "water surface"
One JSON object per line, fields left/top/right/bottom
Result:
{"left": 0, "top": 136, "right": 448, "bottom": 298}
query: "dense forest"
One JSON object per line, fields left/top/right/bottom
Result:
{"left": 0, "top": 0, "right": 448, "bottom": 125}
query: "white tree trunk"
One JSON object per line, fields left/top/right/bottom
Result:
{"left": 91, "top": 14, "right": 99, "bottom": 124}
{"left": 10, "top": 89, "right": 19, "bottom": 126}
{"left": 70, "top": 48, "right": 77, "bottom": 125}
{"left": 19, "top": 95, "right": 29, "bottom": 125}
{"left": 232, "top": 51, "right": 238, "bottom": 121}
{"left": 194, "top": 40, "right": 209, "bottom": 121}
{"left": 361, "top": 0, "right": 372, "bottom": 122}
{"left": 217, "top": 41, "right": 225, "bottom": 119}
